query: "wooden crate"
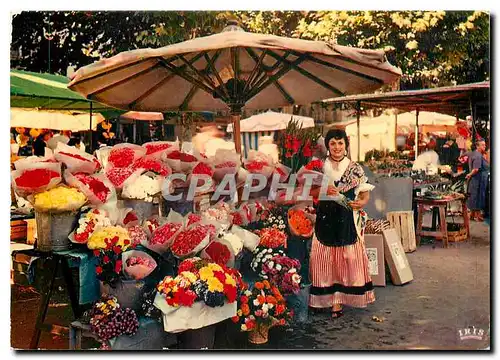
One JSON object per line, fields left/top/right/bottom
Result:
{"left": 25, "top": 218, "right": 37, "bottom": 245}
{"left": 11, "top": 220, "right": 27, "bottom": 241}
{"left": 386, "top": 211, "right": 417, "bottom": 253}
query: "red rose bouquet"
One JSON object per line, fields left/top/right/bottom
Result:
{"left": 92, "top": 235, "right": 133, "bottom": 287}
{"left": 180, "top": 151, "right": 204, "bottom": 173}
{"left": 297, "top": 158, "right": 325, "bottom": 186}
{"left": 162, "top": 149, "right": 182, "bottom": 173}
{"left": 200, "top": 238, "right": 235, "bottom": 267}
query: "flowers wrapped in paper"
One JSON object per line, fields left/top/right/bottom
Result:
{"left": 122, "top": 250, "right": 157, "bottom": 280}
{"left": 243, "top": 150, "right": 275, "bottom": 179}
{"left": 64, "top": 170, "right": 116, "bottom": 206}
{"left": 296, "top": 159, "right": 325, "bottom": 187}
{"left": 200, "top": 237, "right": 236, "bottom": 267}
{"left": 121, "top": 172, "right": 163, "bottom": 203}
{"left": 107, "top": 143, "right": 146, "bottom": 168}
{"left": 209, "top": 149, "right": 241, "bottom": 181}
{"left": 54, "top": 142, "right": 101, "bottom": 174}
{"left": 105, "top": 165, "right": 143, "bottom": 190}
{"left": 287, "top": 204, "right": 315, "bottom": 238}
{"left": 87, "top": 226, "right": 132, "bottom": 250}
{"left": 69, "top": 208, "right": 112, "bottom": 244}
{"left": 230, "top": 225, "right": 260, "bottom": 252}
{"left": 142, "top": 141, "right": 178, "bottom": 160}
{"left": 170, "top": 221, "right": 217, "bottom": 259}
{"left": 12, "top": 161, "right": 62, "bottom": 198}
{"left": 161, "top": 149, "right": 182, "bottom": 174}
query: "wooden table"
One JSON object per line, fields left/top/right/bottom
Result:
{"left": 415, "top": 197, "right": 470, "bottom": 248}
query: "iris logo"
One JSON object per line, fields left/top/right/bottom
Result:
{"left": 458, "top": 326, "right": 486, "bottom": 341}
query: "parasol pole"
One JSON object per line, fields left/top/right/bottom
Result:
{"left": 394, "top": 110, "right": 398, "bottom": 150}
{"left": 89, "top": 101, "right": 93, "bottom": 151}
{"left": 356, "top": 101, "right": 361, "bottom": 162}
{"left": 415, "top": 108, "right": 419, "bottom": 160}
{"left": 231, "top": 104, "right": 243, "bottom": 155}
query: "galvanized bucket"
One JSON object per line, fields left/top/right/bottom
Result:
{"left": 35, "top": 210, "right": 77, "bottom": 252}
{"left": 122, "top": 199, "right": 156, "bottom": 223}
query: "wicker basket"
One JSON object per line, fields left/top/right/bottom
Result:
{"left": 446, "top": 223, "right": 468, "bottom": 242}
{"left": 248, "top": 323, "right": 270, "bottom": 345}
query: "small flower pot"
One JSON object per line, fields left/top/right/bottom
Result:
{"left": 248, "top": 323, "right": 270, "bottom": 345}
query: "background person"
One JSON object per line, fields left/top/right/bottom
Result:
{"left": 466, "top": 139, "right": 489, "bottom": 221}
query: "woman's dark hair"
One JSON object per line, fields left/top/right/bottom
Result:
{"left": 324, "top": 129, "right": 349, "bottom": 149}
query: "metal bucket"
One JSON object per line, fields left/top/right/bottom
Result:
{"left": 285, "top": 283, "right": 311, "bottom": 325}
{"left": 122, "top": 199, "right": 156, "bottom": 223}
{"left": 35, "top": 210, "right": 77, "bottom": 252}
{"left": 100, "top": 279, "right": 145, "bottom": 312}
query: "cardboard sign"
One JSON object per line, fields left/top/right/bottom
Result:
{"left": 382, "top": 228, "right": 414, "bottom": 285}
{"left": 364, "top": 234, "right": 386, "bottom": 287}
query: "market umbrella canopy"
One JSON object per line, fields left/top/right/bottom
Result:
{"left": 120, "top": 111, "right": 164, "bottom": 121}
{"left": 226, "top": 111, "right": 315, "bottom": 133}
{"left": 11, "top": 69, "right": 114, "bottom": 111}
{"left": 10, "top": 108, "right": 105, "bottom": 131}
{"left": 68, "top": 22, "right": 401, "bottom": 112}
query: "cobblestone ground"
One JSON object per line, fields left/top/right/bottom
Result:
{"left": 11, "top": 215, "right": 490, "bottom": 350}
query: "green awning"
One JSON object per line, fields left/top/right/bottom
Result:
{"left": 10, "top": 69, "right": 118, "bottom": 112}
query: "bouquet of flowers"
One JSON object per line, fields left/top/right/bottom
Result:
{"left": 69, "top": 208, "right": 112, "bottom": 244}
{"left": 91, "top": 234, "right": 133, "bottom": 287}
{"left": 142, "top": 141, "right": 177, "bottom": 159}
{"left": 180, "top": 151, "right": 204, "bottom": 174}
{"left": 122, "top": 250, "right": 157, "bottom": 280}
{"left": 231, "top": 280, "right": 293, "bottom": 332}
{"left": 210, "top": 149, "right": 241, "bottom": 181}
{"left": 126, "top": 224, "right": 148, "bottom": 246}
{"left": 170, "top": 223, "right": 216, "bottom": 258}
{"left": 201, "top": 239, "right": 235, "bottom": 267}
{"left": 87, "top": 226, "right": 132, "bottom": 251}
{"left": 243, "top": 150, "right": 275, "bottom": 179}
{"left": 296, "top": 158, "right": 325, "bottom": 186}
{"left": 156, "top": 259, "right": 242, "bottom": 308}
{"left": 187, "top": 161, "right": 215, "bottom": 193}
{"left": 261, "top": 206, "right": 287, "bottom": 231}
{"left": 201, "top": 202, "right": 233, "bottom": 229}
{"left": 54, "top": 142, "right": 101, "bottom": 174}
{"left": 89, "top": 295, "right": 139, "bottom": 343}
{"left": 287, "top": 206, "right": 314, "bottom": 238}
{"left": 105, "top": 166, "right": 143, "bottom": 189}
{"left": 146, "top": 222, "right": 183, "bottom": 254}
{"left": 272, "top": 163, "right": 291, "bottom": 182}
{"left": 131, "top": 157, "right": 171, "bottom": 177}
{"left": 121, "top": 172, "right": 163, "bottom": 202}
{"left": 231, "top": 209, "right": 249, "bottom": 227}
{"left": 185, "top": 213, "right": 202, "bottom": 227}
{"left": 65, "top": 171, "right": 116, "bottom": 205}
{"left": 256, "top": 227, "right": 287, "bottom": 248}
{"left": 162, "top": 149, "right": 182, "bottom": 173}
{"left": 11, "top": 162, "right": 62, "bottom": 198}
{"left": 279, "top": 117, "right": 321, "bottom": 174}
{"left": 143, "top": 216, "right": 162, "bottom": 238}
{"left": 108, "top": 143, "right": 146, "bottom": 168}
{"left": 32, "top": 186, "right": 87, "bottom": 213}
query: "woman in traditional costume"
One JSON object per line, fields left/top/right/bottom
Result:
{"left": 309, "top": 129, "right": 375, "bottom": 318}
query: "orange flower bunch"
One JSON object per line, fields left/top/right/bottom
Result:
{"left": 288, "top": 209, "right": 313, "bottom": 237}
{"left": 231, "top": 280, "right": 292, "bottom": 332}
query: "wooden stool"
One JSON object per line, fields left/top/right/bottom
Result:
{"left": 415, "top": 197, "right": 470, "bottom": 248}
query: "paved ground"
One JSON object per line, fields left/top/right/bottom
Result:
{"left": 11, "top": 214, "right": 490, "bottom": 350}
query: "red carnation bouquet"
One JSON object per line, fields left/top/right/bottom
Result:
{"left": 122, "top": 250, "right": 157, "bottom": 280}
{"left": 142, "top": 141, "right": 177, "bottom": 159}
{"left": 145, "top": 222, "right": 183, "bottom": 254}
{"left": 64, "top": 170, "right": 115, "bottom": 205}
{"left": 11, "top": 161, "right": 62, "bottom": 198}
{"left": 108, "top": 143, "right": 146, "bottom": 168}
{"left": 131, "top": 157, "right": 172, "bottom": 177}
{"left": 185, "top": 213, "right": 202, "bottom": 228}
{"left": 297, "top": 158, "right": 325, "bottom": 186}
{"left": 243, "top": 150, "right": 275, "bottom": 179}
{"left": 210, "top": 149, "right": 241, "bottom": 181}
{"left": 54, "top": 143, "right": 100, "bottom": 174}
{"left": 171, "top": 222, "right": 216, "bottom": 258}
{"left": 180, "top": 151, "right": 204, "bottom": 174}
{"left": 105, "top": 165, "right": 143, "bottom": 189}
{"left": 200, "top": 238, "right": 235, "bottom": 267}
{"left": 187, "top": 161, "right": 215, "bottom": 193}
{"left": 162, "top": 149, "right": 183, "bottom": 173}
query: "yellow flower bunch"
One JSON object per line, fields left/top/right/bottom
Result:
{"left": 207, "top": 263, "right": 223, "bottom": 272}
{"left": 199, "top": 266, "right": 214, "bottom": 282}
{"left": 87, "top": 226, "right": 131, "bottom": 250}
{"left": 34, "top": 186, "right": 87, "bottom": 212}
{"left": 207, "top": 277, "right": 224, "bottom": 292}
{"left": 157, "top": 276, "right": 176, "bottom": 293}
{"left": 180, "top": 271, "right": 198, "bottom": 284}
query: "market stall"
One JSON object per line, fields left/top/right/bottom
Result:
{"left": 13, "top": 20, "right": 402, "bottom": 350}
